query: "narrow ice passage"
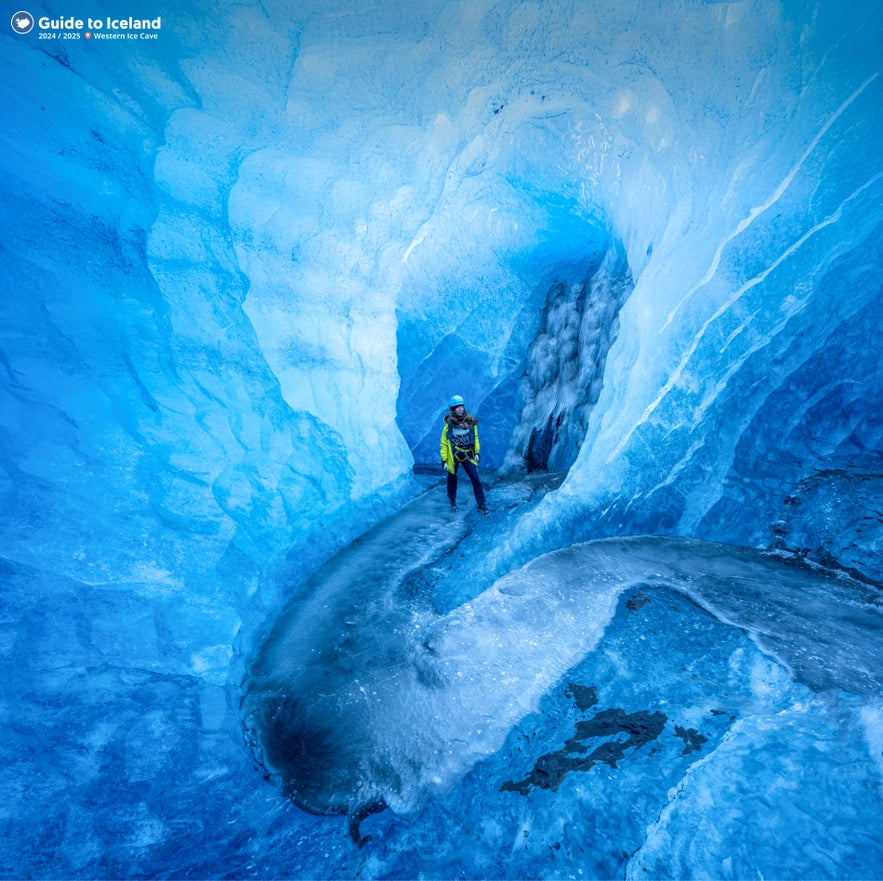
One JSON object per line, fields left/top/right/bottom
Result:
{"left": 243, "top": 478, "right": 883, "bottom": 833}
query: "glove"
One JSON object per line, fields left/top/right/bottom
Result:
{"left": 475, "top": 454, "right": 480, "bottom": 463}
{"left": 441, "top": 461, "right": 447, "bottom": 471}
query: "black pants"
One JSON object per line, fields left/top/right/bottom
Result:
{"left": 447, "top": 457, "right": 486, "bottom": 508}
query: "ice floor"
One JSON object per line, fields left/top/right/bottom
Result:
{"left": 242, "top": 476, "right": 883, "bottom": 880}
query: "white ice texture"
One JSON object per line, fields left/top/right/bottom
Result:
{"left": 1, "top": 0, "right": 882, "bottom": 877}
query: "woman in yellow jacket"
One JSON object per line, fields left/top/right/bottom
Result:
{"left": 440, "top": 395, "right": 489, "bottom": 514}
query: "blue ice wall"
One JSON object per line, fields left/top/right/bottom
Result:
{"left": 698, "top": 273, "right": 883, "bottom": 581}
{"left": 1, "top": 0, "right": 882, "bottom": 876}
{"left": 479, "top": 0, "right": 883, "bottom": 582}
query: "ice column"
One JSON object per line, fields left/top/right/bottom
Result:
{"left": 505, "top": 242, "right": 633, "bottom": 473}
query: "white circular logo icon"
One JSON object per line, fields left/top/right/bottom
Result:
{"left": 11, "top": 11, "right": 34, "bottom": 33}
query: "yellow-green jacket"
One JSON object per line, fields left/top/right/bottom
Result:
{"left": 440, "top": 415, "right": 480, "bottom": 473}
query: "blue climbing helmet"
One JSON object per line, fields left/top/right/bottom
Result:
{"left": 449, "top": 394, "right": 465, "bottom": 409}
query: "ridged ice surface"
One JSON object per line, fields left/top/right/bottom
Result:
{"left": 244, "top": 480, "right": 883, "bottom": 876}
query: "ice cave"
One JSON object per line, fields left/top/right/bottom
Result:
{"left": 1, "top": 0, "right": 882, "bottom": 878}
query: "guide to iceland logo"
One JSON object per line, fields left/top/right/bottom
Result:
{"left": 11, "top": 10, "right": 35, "bottom": 33}
{"left": 9, "top": 10, "right": 163, "bottom": 37}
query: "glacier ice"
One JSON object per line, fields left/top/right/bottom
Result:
{"left": 243, "top": 500, "right": 883, "bottom": 816}
{"left": 1, "top": 0, "right": 882, "bottom": 877}
{"left": 244, "top": 495, "right": 883, "bottom": 873}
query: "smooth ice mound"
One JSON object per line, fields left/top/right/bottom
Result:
{"left": 243, "top": 480, "right": 883, "bottom": 861}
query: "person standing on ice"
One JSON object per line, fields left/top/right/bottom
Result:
{"left": 440, "top": 394, "right": 489, "bottom": 514}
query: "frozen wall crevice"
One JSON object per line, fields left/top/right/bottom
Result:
{"left": 504, "top": 239, "right": 633, "bottom": 473}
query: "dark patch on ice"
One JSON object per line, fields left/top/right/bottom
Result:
{"left": 348, "top": 801, "right": 385, "bottom": 848}
{"left": 674, "top": 725, "right": 708, "bottom": 755}
{"left": 626, "top": 590, "right": 652, "bottom": 610}
{"left": 710, "top": 708, "right": 736, "bottom": 720}
{"left": 564, "top": 682, "right": 598, "bottom": 712}
{"left": 500, "top": 707, "right": 667, "bottom": 796}
{"left": 248, "top": 691, "right": 391, "bottom": 846}
{"left": 526, "top": 412, "right": 563, "bottom": 472}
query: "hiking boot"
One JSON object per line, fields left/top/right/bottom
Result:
{"left": 479, "top": 506, "right": 490, "bottom": 515}
{"left": 449, "top": 502, "right": 458, "bottom": 512}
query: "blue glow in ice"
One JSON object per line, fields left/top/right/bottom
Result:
{"left": 1, "top": 0, "right": 881, "bottom": 877}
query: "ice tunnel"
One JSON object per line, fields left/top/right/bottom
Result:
{"left": 1, "top": 0, "right": 882, "bottom": 878}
